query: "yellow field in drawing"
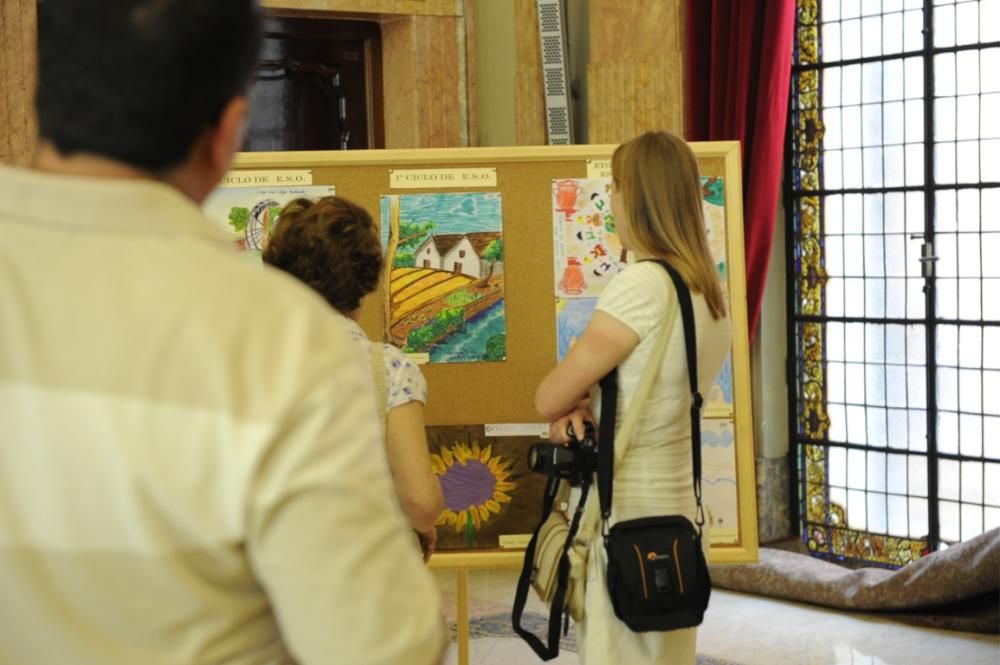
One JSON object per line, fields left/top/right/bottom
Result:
{"left": 392, "top": 271, "right": 472, "bottom": 304}
{"left": 388, "top": 268, "right": 424, "bottom": 291}
{"left": 392, "top": 274, "right": 476, "bottom": 320}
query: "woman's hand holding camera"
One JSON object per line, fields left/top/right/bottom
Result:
{"left": 548, "top": 398, "right": 596, "bottom": 444}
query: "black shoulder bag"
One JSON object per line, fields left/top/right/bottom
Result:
{"left": 598, "top": 259, "right": 712, "bottom": 632}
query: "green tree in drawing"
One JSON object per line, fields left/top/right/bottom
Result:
{"left": 228, "top": 206, "right": 250, "bottom": 233}
{"left": 483, "top": 238, "right": 504, "bottom": 279}
{"left": 392, "top": 220, "right": 436, "bottom": 268}
{"left": 482, "top": 333, "right": 506, "bottom": 361}
{"left": 267, "top": 206, "right": 282, "bottom": 233}
{"left": 383, "top": 197, "right": 437, "bottom": 341}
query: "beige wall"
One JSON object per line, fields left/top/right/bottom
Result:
{"left": 471, "top": 0, "right": 585, "bottom": 146}
{"left": 471, "top": 0, "right": 517, "bottom": 145}
{"left": 512, "top": 0, "right": 547, "bottom": 145}
{"left": 587, "top": 0, "right": 686, "bottom": 143}
{"left": 0, "top": 0, "right": 37, "bottom": 166}
{"left": 471, "top": 0, "right": 685, "bottom": 146}
{"left": 565, "top": 0, "right": 589, "bottom": 143}
{"left": 380, "top": 13, "right": 469, "bottom": 148}
{"left": 754, "top": 198, "right": 790, "bottom": 459}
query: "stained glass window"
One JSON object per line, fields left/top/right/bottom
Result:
{"left": 789, "top": 0, "right": 1000, "bottom": 567}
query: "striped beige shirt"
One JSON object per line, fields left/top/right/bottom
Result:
{"left": 0, "top": 165, "right": 445, "bottom": 664}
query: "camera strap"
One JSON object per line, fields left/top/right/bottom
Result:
{"left": 596, "top": 260, "right": 704, "bottom": 533}
{"left": 512, "top": 475, "right": 592, "bottom": 660}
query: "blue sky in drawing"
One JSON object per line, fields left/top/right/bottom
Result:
{"left": 380, "top": 192, "right": 502, "bottom": 244}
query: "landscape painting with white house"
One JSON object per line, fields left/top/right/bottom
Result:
{"left": 379, "top": 192, "right": 506, "bottom": 364}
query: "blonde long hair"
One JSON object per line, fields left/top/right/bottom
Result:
{"left": 612, "top": 131, "right": 727, "bottom": 320}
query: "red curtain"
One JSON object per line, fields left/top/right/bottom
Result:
{"left": 687, "top": 0, "right": 796, "bottom": 339}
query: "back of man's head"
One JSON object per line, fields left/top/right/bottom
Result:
{"left": 36, "top": 0, "right": 263, "bottom": 174}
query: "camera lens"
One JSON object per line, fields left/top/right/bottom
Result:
{"left": 528, "top": 445, "right": 540, "bottom": 470}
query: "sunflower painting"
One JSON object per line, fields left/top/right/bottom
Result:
{"left": 426, "top": 426, "right": 546, "bottom": 550}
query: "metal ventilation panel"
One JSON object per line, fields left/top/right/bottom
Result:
{"left": 536, "top": 0, "right": 573, "bottom": 145}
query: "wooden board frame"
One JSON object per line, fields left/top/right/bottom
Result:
{"left": 229, "top": 143, "right": 758, "bottom": 565}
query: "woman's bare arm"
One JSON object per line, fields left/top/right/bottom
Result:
{"left": 385, "top": 401, "right": 444, "bottom": 537}
{"left": 535, "top": 311, "right": 640, "bottom": 428}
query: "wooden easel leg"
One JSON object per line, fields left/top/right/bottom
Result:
{"left": 456, "top": 568, "right": 470, "bottom": 665}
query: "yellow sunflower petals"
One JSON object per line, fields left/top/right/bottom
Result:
{"left": 471, "top": 506, "right": 482, "bottom": 529}
{"left": 485, "top": 499, "right": 502, "bottom": 513}
{"left": 493, "top": 491, "right": 512, "bottom": 504}
{"left": 495, "top": 481, "right": 517, "bottom": 492}
{"left": 479, "top": 445, "right": 492, "bottom": 463}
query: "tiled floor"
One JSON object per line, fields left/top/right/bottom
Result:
{"left": 434, "top": 570, "right": 1000, "bottom": 665}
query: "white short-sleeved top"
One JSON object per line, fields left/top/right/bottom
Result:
{"left": 342, "top": 317, "right": 428, "bottom": 408}
{"left": 592, "top": 260, "right": 731, "bottom": 520}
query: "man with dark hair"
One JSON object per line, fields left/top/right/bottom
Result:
{"left": 0, "top": 2, "right": 445, "bottom": 663}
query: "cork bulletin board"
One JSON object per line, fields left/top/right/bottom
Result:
{"left": 226, "top": 143, "right": 758, "bottom": 565}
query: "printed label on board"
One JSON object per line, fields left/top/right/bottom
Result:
{"left": 220, "top": 170, "right": 313, "bottom": 187}
{"left": 390, "top": 168, "right": 497, "bottom": 189}
{"left": 586, "top": 159, "right": 611, "bottom": 179}
{"left": 499, "top": 534, "right": 533, "bottom": 549}
{"left": 484, "top": 423, "right": 549, "bottom": 437}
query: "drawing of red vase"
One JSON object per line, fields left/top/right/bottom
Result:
{"left": 554, "top": 179, "right": 583, "bottom": 221}
{"left": 558, "top": 257, "right": 588, "bottom": 295}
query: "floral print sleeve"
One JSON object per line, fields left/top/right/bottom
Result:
{"left": 383, "top": 344, "right": 428, "bottom": 408}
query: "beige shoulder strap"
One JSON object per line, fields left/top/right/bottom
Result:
{"left": 574, "top": 270, "right": 680, "bottom": 541}
{"left": 369, "top": 341, "right": 388, "bottom": 439}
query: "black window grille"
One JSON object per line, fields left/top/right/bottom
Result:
{"left": 788, "top": 0, "right": 1000, "bottom": 567}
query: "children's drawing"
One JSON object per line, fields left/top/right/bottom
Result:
{"left": 705, "top": 354, "right": 735, "bottom": 416}
{"left": 551, "top": 176, "right": 733, "bottom": 413}
{"left": 556, "top": 297, "right": 598, "bottom": 362}
{"left": 380, "top": 193, "right": 505, "bottom": 364}
{"left": 202, "top": 185, "right": 336, "bottom": 255}
{"left": 702, "top": 418, "right": 739, "bottom": 545}
{"left": 551, "top": 178, "right": 625, "bottom": 299}
{"left": 426, "top": 425, "right": 546, "bottom": 550}
{"left": 702, "top": 176, "right": 728, "bottom": 293}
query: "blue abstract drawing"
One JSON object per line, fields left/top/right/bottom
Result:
{"left": 706, "top": 354, "right": 734, "bottom": 415}
{"left": 555, "top": 297, "right": 598, "bottom": 361}
{"left": 702, "top": 421, "right": 735, "bottom": 447}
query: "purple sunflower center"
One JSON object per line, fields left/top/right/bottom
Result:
{"left": 440, "top": 459, "right": 497, "bottom": 511}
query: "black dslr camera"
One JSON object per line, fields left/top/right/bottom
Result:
{"left": 528, "top": 423, "right": 597, "bottom": 487}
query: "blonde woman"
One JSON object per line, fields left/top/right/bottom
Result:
{"left": 263, "top": 196, "right": 444, "bottom": 561}
{"left": 535, "top": 131, "right": 731, "bottom": 663}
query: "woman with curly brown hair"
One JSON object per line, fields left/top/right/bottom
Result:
{"left": 263, "top": 196, "right": 444, "bottom": 561}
